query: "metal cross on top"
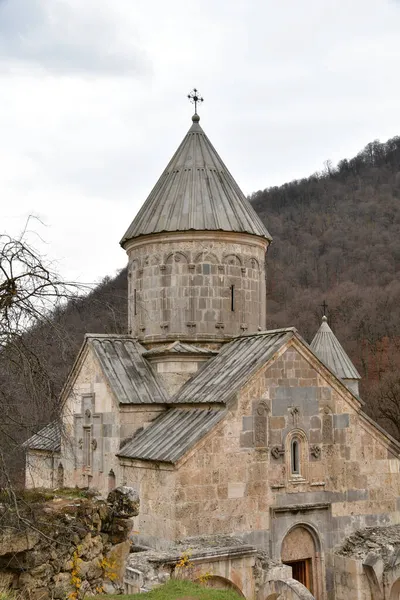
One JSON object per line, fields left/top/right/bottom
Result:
{"left": 187, "top": 88, "right": 204, "bottom": 114}
{"left": 321, "top": 300, "right": 328, "bottom": 316}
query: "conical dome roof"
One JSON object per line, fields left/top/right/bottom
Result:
{"left": 121, "top": 115, "right": 272, "bottom": 245}
{"left": 310, "top": 316, "right": 361, "bottom": 381}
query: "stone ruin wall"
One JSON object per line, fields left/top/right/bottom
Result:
{"left": 0, "top": 487, "right": 139, "bottom": 600}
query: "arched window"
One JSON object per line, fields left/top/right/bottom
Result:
{"left": 285, "top": 429, "right": 309, "bottom": 482}
{"left": 108, "top": 469, "right": 116, "bottom": 492}
{"left": 291, "top": 439, "right": 300, "bottom": 475}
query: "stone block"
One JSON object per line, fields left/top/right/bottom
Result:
{"left": 322, "top": 414, "right": 334, "bottom": 444}
{"left": 228, "top": 482, "right": 246, "bottom": 498}
{"left": 272, "top": 387, "right": 318, "bottom": 416}
{"left": 270, "top": 416, "right": 285, "bottom": 430}
{"left": 242, "top": 416, "right": 253, "bottom": 431}
{"left": 347, "top": 489, "right": 368, "bottom": 502}
{"left": 334, "top": 429, "right": 346, "bottom": 444}
{"left": 240, "top": 431, "right": 254, "bottom": 448}
{"left": 103, "top": 424, "right": 112, "bottom": 437}
{"left": 269, "top": 430, "right": 282, "bottom": 445}
{"left": 310, "top": 415, "right": 321, "bottom": 429}
{"left": 310, "top": 429, "right": 322, "bottom": 444}
{"left": 334, "top": 414, "right": 350, "bottom": 429}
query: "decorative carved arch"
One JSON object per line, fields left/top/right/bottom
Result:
{"left": 223, "top": 253, "right": 242, "bottom": 266}
{"left": 165, "top": 251, "right": 189, "bottom": 265}
{"left": 246, "top": 256, "right": 260, "bottom": 270}
{"left": 285, "top": 429, "right": 309, "bottom": 482}
{"left": 280, "top": 523, "right": 323, "bottom": 599}
{"left": 130, "top": 258, "right": 140, "bottom": 274}
{"left": 194, "top": 251, "right": 219, "bottom": 264}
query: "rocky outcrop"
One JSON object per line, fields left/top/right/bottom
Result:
{"left": 0, "top": 487, "right": 139, "bottom": 599}
{"left": 107, "top": 486, "right": 140, "bottom": 518}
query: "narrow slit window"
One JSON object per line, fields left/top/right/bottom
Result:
{"left": 291, "top": 439, "right": 300, "bottom": 474}
{"left": 134, "top": 289, "right": 137, "bottom": 316}
{"left": 83, "top": 427, "right": 92, "bottom": 468}
{"left": 230, "top": 285, "right": 235, "bottom": 311}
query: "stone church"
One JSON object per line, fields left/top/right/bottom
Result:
{"left": 25, "top": 108, "right": 400, "bottom": 600}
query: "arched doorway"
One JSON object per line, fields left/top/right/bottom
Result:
{"left": 281, "top": 525, "right": 323, "bottom": 598}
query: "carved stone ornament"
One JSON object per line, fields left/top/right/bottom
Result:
{"left": 310, "top": 445, "right": 321, "bottom": 459}
{"left": 85, "top": 409, "right": 91, "bottom": 418}
{"left": 78, "top": 438, "right": 83, "bottom": 449}
{"left": 91, "top": 439, "right": 98, "bottom": 450}
{"left": 256, "top": 401, "right": 269, "bottom": 416}
{"left": 271, "top": 446, "right": 285, "bottom": 459}
{"left": 289, "top": 406, "right": 300, "bottom": 425}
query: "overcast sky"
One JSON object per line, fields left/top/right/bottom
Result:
{"left": 1, "top": 0, "right": 400, "bottom": 285}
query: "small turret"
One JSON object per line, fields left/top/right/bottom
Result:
{"left": 310, "top": 316, "right": 361, "bottom": 396}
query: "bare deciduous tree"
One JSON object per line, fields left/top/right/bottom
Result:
{"left": 0, "top": 222, "right": 83, "bottom": 487}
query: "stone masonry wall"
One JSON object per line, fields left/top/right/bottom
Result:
{"left": 125, "top": 231, "right": 268, "bottom": 343}
{"left": 171, "top": 342, "right": 400, "bottom": 547}
{"left": 61, "top": 346, "right": 122, "bottom": 494}
{"left": 163, "top": 339, "right": 400, "bottom": 600}
{"left": 121, "top": 461, "right": 177, "bottom": 549}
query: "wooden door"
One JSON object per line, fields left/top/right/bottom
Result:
{"left": 285, "top": 559, "right": 313, "bottom": 593}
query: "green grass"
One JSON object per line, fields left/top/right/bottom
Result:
{"left": 96, "top": 579, "right": 242, "bottom": 599}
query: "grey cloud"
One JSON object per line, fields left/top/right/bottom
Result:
{"left": 0, "top": 0, "right": 151, "bottom": 75}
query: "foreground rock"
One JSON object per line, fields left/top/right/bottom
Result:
{"left": 0, "top": 487, "right": 139, "bottom": 599}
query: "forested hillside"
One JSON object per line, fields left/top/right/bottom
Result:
{"left": 252, "top": 135, "right": 400, "bottom": 435}
{"left": 2, "top": 135, "right": 400, "bottom": 484}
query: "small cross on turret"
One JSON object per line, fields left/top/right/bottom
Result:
{"left": 187, "top": 88, "right": 204, "bottom": 115}
{"left": 321, "top": 300, "right": 328, "bottom": 317}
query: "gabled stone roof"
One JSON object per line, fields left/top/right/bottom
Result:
{"left": 86, "top": 334, "right": 168, "bottom": 404}
{"left": 170, "top": 329, "right": 295, "bottom": 405}
{"left": 118, "top": 407, "right": 226, "bottom": 463}
{"left": 121, "top": 115, "right": 272, "bottom": 244}
{"left": 23, "top": 421, "right": 61, "bottom": 452}
{"left": 310, "top": 317, "right": 361, "bottom": 381}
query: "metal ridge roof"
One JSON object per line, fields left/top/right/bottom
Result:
{"left": 143, "top": 341, "right": 218, "bottom": 357}
{"left": 89, "top": 335, "right": 168, "bottom": 404}
{"left": 118, "top": 407, "right": 226, "bottom": 463}
{"left": 310, "top": 317, "right": 361, "bottom": 380}
{"left": 121, "top": 116, "right": 272, "bottom": 244}
{"left": 170, "top": 329, "right": 294, "bottom": 405}
{"left": 23, "top": 421, "right": 61, "bottom": 452}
